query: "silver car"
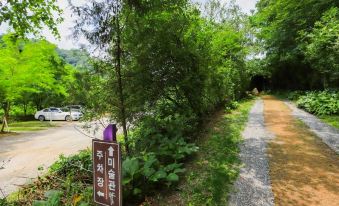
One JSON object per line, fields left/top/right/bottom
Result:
{"left": 34, "top": 107, "right": 83, "bottom": 121}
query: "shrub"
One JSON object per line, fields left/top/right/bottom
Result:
{"left": 287, "top": 91, "right": 305, "bottom": 101}
{"left": 123, "top": 110, "right": 199, "bottom": 201}
{"left": 296, "top": 90, "right": 339, "bottom": 115}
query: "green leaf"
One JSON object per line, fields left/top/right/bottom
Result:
{"left": 173, "top": 168, "right": 186, "bottom": 173}
{"left": 151, "top": 170, "right": 167, "bottom": 182}
{"left": 122, "top": 157, "right": 139, "bottom": 177}
{"left": 133, "top": 188, "right": 142, "bottom": 195}
{"left": 166, "top": 173, "right": 179, "bottom": 182}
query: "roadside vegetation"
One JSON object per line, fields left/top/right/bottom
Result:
{"left": 251, "top": 0, "right": 339, "bottom": 129}
{"left": 277, "top": 90, "right": 339, "bottom": 129}
{"left": 1, "top": 0, "right": 254, "bottom": 204}
{"left": 2, "top": 150, "right": 92, "bottom": 206}
{"left": 154, "top": 99, "right": 254, "bottom": 205}
{"left": 8, "top": 121, "right": 57, "bottom": 132}
{"left": 0, "top": 99, "right": 253, "bottom": 206}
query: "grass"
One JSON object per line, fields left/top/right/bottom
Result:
{"left": 7, "top": 121, "right": 57, "bottom": 132}
{"left": 318, "top": 115, "right": 339, "bottom": 129}
{"left": 154, "top": 99, "right": 254, "bottom": 206}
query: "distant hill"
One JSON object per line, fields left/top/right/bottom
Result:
{"left": 56, "top": 48, "right": 91, "bottom": 70}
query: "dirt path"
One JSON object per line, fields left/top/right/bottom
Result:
{"left": 0, "top": 123, "right": 92, "bottom": 197}
{"left": 263, "top": 96, "right": 339, "bottom": 206}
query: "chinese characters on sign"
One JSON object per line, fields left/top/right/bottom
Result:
{"left": 93, "top": 139, "right": 121, "bottom": 206}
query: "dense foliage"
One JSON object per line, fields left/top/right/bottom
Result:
{"left": 301, "top": 7, "right": 339, "bottom": 88}
{"left": 0, "top": 34, "right": 81, "bottom": 131}
{"left": 0, "top": 0, "right": 62, "bottom": 38}
{"left": 252, "top": 0, "right": 339, "bottom": 90}
{"left": 157, "top": 99, "right": 253, "bottom": 205}
{"left": 296, "top": 91, "right": 339, "bottom": 115}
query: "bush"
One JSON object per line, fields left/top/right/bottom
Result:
{"left": 9, "top": 150, "right": 95, "bottom": 206}
{"left": 287, "top": 91, "right": 305, "bottom": 101}
{"left": 122, "top": 109, "right": 199, "bottom": 202}
{"left": 296, "top": 90, "right": 339, "bottom": 115}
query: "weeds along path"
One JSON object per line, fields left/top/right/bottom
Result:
{"left": 154, "top": 100, "right": 254, "bottom": 206}
{"left": 263, "top": 95, "right": 339, "bottom": 206}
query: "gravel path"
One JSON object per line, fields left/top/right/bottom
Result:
{"left": 284, "top": 101, "right": 339, "bottom": 154}
{"left": 229, "top": 100, "right": 275, "bottom": 206}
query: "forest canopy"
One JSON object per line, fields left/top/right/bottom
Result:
{"left": 252, "top": 0, "right": 339, "bottom": 89}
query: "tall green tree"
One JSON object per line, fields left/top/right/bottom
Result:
{"left": 70, "top": 0, "right": 132, "bottom": 154}
{"left": 253, "top": 0, "right": 339, "bottom": 89}
{"left": 0, "top": 34, "right": 73, "bottom": 131}
{"left": 300, "top": 7, "right": 339, "bottom": 88}
{"left": 0, "top": 0, "right": 63, "bottom": 38}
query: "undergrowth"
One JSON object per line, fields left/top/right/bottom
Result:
{"left": 296, "top": 90, "right": 339, "bottom": 115}
{"left": 151, "top": 99, "right": 254, "bottom": 205}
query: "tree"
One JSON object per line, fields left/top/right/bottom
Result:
{"left": 300, "top": 7, "right": 339, "bottom": 88}
{"left": 70, "top": 0, "right": 131, "bottom": 154}
{"left": 253, "top": 0, "right": 339, "bottom": 89}
{"left": 0, "top": 0, "right": 63, "bottom": 38}
{"left": 56, "top": 48, "right": 91, "bottom": 69}
{"left": 0, "top": 34, "right": 74, "bottom": 131}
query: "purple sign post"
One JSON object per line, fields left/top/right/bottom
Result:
{"left": 103, "top": 124, "right": 118, "bottom": 142}
{"left": 92, "top": 124, "right": 122, "bottom": 206}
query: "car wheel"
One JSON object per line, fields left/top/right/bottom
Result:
{"left": 38, "top": 115, "right": 45, "bottom": 121}
{"left": 65, "top": 115, "right": 72, "bottom": 121}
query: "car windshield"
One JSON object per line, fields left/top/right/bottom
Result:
{"left": 60, "top": 108, "right": 70, "bottom": 112}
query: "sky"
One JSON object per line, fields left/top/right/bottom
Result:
{"left": 0, "top": 0, "right": 258, "bottom": 50}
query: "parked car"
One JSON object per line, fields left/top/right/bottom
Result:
{"left": 34, "top": 107, "right": 83, "bottom": 121}
{"left": 65, "top": 105, "right": 84, "bottom": 113}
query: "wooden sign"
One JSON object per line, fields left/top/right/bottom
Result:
{"left": 92, "top": 139, "right": 122, "bottom": 206}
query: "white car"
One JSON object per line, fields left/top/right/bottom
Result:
{"left": 34, "top": 107, "right": 83, "bottom": 121}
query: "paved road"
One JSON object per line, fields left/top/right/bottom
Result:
{"left": 0, "top": 123, "right": 94, "bottom": 197}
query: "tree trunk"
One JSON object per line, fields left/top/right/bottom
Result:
{"left": 23, "top": 102, "right": 27, "bottom": 116}
{"left": 1, "top": 116, "right": 5, "bottom": 133}
{"left": 115, "top": 6, "right": 130, "bottom": 155}
{"left": 1, "top": 101, "right": 10, "bottom": 132}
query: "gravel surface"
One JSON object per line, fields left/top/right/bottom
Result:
{"left": 229, "top": 100, "right": 275, "bottom": 206}
{"left": 284, "top": 101, "right": 339, "bottom": 154}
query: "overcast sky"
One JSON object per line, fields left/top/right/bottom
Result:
{"left": 0, "top": 0, "right": 258, "bottom": 50}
